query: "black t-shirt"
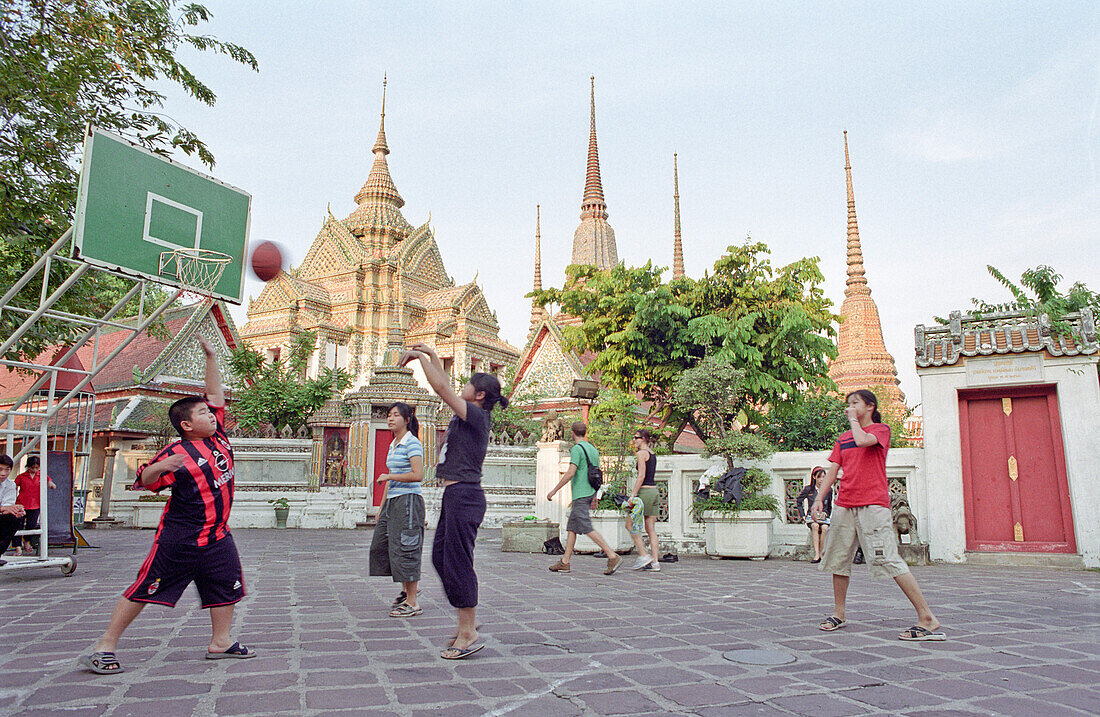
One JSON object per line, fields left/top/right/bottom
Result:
{"left": 436, "top": 401, "right": 490, "bottom": 484}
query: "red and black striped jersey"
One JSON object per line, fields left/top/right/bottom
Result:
{"left": 136, "top": 401, "right": 235, "bottom": 546}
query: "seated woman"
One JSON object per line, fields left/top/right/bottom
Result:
{"left": 796, "top": 466, "right": 831, "bottom": 563}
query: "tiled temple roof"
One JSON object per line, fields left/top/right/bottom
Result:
{"left": 915, "top": 308, "right": 1098, "bottom": 367}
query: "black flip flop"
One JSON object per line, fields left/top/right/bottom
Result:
{"left": 78, "top": 652, "right": 124, "bottom": 674}
{"left": 206, "top": 641, "right": 257, "bottom": 659}
{"left": 441, "top": 641, "right": 485, "bottom": 660}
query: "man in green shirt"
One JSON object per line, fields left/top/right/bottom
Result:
{"left": 546, "top": 422, "right": 622, "bottom": 575}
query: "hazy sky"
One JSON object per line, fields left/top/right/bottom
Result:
{"left": 157, "top": 1, "right": 1099, "bottom": 408}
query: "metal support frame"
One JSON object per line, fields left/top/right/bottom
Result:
{"left": 1, "top": 229, "right": 185, "bottom": 576}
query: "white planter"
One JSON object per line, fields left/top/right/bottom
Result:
{"left": 703, "top": 509, "right": 774, "bottom": 559}
{"left": 133, "top": 501, "right": 167, "bottom": 528}
{"left": 573, "top": 509, "right": 634, "bottom": 553}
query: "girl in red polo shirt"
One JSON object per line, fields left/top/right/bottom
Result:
{"left": 812, "top": 389, "right": 945, "bottom": 641}
{"left": 14, "top": 456, "right": 55, "bottom": 555}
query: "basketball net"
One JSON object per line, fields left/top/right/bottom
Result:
{"left": 158, "top": 248, "right": 232, "bottom": 302}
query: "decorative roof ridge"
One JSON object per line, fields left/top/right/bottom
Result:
{"left": 514, "top": 315, "right": 588, "bottom": 385}
{"left": 915, "top": 307, "right": 1098, "bottom": 367}
{"left": 137, "top": 300, "right": 217, "bottom": 384}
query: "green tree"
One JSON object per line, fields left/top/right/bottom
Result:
{"left": 1, "top": 0, "right": 257, "bottom": 363}
{"left": 670, "top": 354, "right": 779, "bottom": 514}
{"left": 960, "top": 265, "right": 1100, "bottom": 339}
{"left": 759, "top": 391, "right": 849, "bottom": 451}
{"left": 587, "top": 387, "right": 642, "bottom": 489}
{"left": 227, "top": 331, "right": 350, "bottom": 433}
{"left": 533, "top": 241, "right": 838, "bottom": 426}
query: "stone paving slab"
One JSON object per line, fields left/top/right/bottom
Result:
{"left": 1, "top": 528, "right": 1098, "bottom": 716}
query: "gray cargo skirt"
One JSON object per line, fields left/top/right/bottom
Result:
{"left": 566, "top": 496, "right": 595, "bottom": 534}
{"left": 369, "top": 493, "right": 426, "bottom": 583}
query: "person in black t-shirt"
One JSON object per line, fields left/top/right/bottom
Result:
{"left": 400, "top": 343, "right": 508, "bottom": 660}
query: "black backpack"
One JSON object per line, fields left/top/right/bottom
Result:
{"left": 580, "top": 442, "right": 603, "bottom": 490}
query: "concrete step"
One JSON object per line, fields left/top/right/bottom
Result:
{"left": 965, "top": 551, "right": 1085, "bottom": 569}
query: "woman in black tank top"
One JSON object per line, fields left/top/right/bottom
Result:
{"left": 626, "top": 429, "right": 661, "bottom": 571}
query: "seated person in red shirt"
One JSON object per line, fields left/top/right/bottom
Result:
{"left": 13, "top": 456, "right": 56, "bottom": 555}
{"left": 79, "top": 336, "right": 254, "bottom": 675}
{"left": 0, "top": 455, "right": 27, "bottom": 564}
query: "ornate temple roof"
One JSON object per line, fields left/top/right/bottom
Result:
{"left": 571, "top": 77, "right": 618, "bottom": 269}
{"left": 827, "top": 132, "right": 905, "bottom": 407}
{"left": 915, "top": 308, "right": 1098, "bottom": 367}
{"left": 345, "top": 78, "right": 414, "bottom": 238}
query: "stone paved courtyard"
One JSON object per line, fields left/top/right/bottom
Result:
{"left": 1, "top": 528, "right": 1097, "bottom": 716}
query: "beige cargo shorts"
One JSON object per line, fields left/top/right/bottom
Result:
{"left": 819, "top": 504, "right": 909, "bottom": 579}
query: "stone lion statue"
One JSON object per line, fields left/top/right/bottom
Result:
{"left": 891, "top": 495, "right": 919, "bottom": 545}
{"left": 540, "top": 410, "right": 566, "bottom": 442}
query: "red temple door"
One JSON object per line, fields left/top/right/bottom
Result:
{"left": 372, "top": 428, "right": 393, "bottom": 508}
{"left": 959, "top": 386, "right": 1076, "bottom": 553}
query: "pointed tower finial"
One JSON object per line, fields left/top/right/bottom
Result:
{"left": 529, "top": 205, "right": 546, "bottom": 332}
{"left": 352, "top": 75, "right": 406, "bottom": 214}
{"left": 843, "top": 131, "right": 868, "bottom": 296}
{"left": 829, "top": 130, "right": 906, "bottom": 410}
{"left": 580, "top": 76, "right": 607, "bottom": 219}
{"left": 571, "top": 76, "right": 618, "bottom": 269}
{"left": 672, "top": 153, "right": 684, "bottom": 280}
{"left": 534, "top": 204, "right": 543, "bottom": 294}
{"left": 373, "top": 75, "right": 389, "bottom": 155}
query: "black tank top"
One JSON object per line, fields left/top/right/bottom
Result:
{"left": 641, "top": 450, "right": 657, "bottom": 486}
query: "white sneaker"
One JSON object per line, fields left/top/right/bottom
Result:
{"left": 631, "top": 556, "right": 653, "bottom": 570}
{"left": 643, "top": 562, "right": 661, "bottom": 572}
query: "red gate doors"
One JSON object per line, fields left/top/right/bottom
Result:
{"left": 372, "top": 428, "right": 393, "bottom": 507}
{"left": 959, "top": 386, "right": 1076, "bottom": 553}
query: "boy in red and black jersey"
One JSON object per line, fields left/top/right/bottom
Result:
{"left": 79, "top": 336, "right": 254, "bottom": 676}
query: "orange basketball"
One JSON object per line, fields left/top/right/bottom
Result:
{"left": 250, "top": 241, "right": 284, "bottom": 282}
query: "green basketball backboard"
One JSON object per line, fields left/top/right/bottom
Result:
{"left": 73, "top": 126, "right": 251, "bottom": 304}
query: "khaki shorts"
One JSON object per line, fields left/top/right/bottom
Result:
{"left": 819, "top": 504, "right": 909, "bottom": 579}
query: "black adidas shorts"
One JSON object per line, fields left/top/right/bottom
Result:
{"left": 124, "top": 534, "right": 245, "bottom": 608}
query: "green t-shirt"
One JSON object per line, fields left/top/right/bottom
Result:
{"left": 569, "top": 441, "right": 598, "bottom": 501}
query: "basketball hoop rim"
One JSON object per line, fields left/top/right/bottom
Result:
{"left": 158, "top": 248, "right": 233, "bottom": 273}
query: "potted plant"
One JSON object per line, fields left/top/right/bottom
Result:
{"left": 671, "top": 354, "right": 778, "bottom": 559}
{"left": 134, "top": 493, "right": 169, "bottom": 529}
{"left": 269, "top": 497, "right": 290, "bottom": 528}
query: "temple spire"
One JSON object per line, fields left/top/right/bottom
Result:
{"left": 354, "top": 75, "right": 404, "bottom": 210}
{"left": 829, "top": 130, "right": 905, "bottom": 409}
{"left": 529, "top": 205, "right": 545, "bottom": 334}
{"left": 844, "top": 131, "right": 868, "bottom": 296}
{"left": 373, "top": 74, "right": 389, "bottom": 155}
{"left": 580, "top": 76, "right": 608, "bottom": 220}
{"left": 672, "top": 153, "right": 684, "bottom": 279}
{"left": 571, "top": 76, "right": 618, "bottom": 269}
{"left": 533, "top": 205, "right": 543, "bottom": 295}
